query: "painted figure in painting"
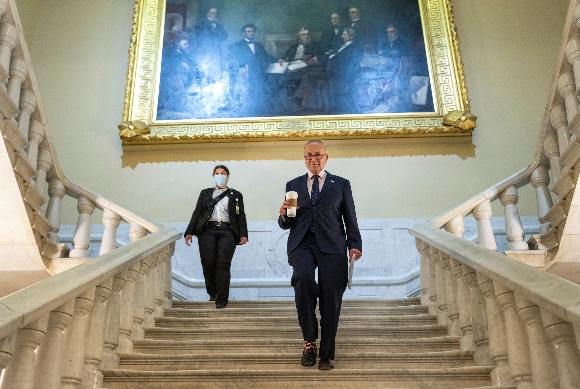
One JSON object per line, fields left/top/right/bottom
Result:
{"left": 157, "top": 0, "right": 434, "bottom": 120}
{"left": 228, "top": 23, "right": 277, "bottom": 116}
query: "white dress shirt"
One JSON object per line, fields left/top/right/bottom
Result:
{"left": 209, "top": 187, "right": 230, "bottom": 223}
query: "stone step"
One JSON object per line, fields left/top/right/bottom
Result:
{"left": 154, "top": 314, "right": 438, "bottom": 329}
{"left": 163, "top": 304, "right": 429, "bottom": 318}
{"left": 144, "top": 324, "right": 450, "bottom": 340}
{"left": 133, "top": 336, "right": 462, "bottom": 355}
{"left": 171, "top": 298, "right": 421, "bottom": 309}
{"left": 118, "top": 350, "right": 476, "bottom": 371}
{"left": 101, "top": 366, "right": 494, "bottom": 389}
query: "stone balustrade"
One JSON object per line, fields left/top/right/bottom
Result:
{"left": 410, "top": 223, "right": 580, "bottom": 388}
{"left": 0, "top": 227, "right": 179, "bottom": 389}
{"left": 0, "top": 0, "right": 163, "bottom": 281}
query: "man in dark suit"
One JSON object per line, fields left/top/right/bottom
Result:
{"left": 320, "top": 13, "right": 344, "bottom": 54}
{"left": 192, "top": 7, "right": 228, "bottom": 82}
{"left": 278, "top": 140, "right": 362, "bottom": 370}
{"left": 348, "top": 7, "right": 377, "bottom": 53}
{"left": 228, "top": 23, "right": 277, "bottom": 116}
{"left": 280, "top": 28, "right": 322, "bottom": 62}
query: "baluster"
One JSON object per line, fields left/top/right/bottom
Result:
{"left": 543, "top": 133, "right": 562, "bottom": 182}
{"left": 17, "top": 89, "right": 36, "bottom": 138}
{"left": 32, "top": 300, "right": 75, "bottom": 389}
{"left": 557, "top": 70, "right": 578, "bottom": 123}
{"left": 118, "top": 263, "right": 140, "bottom": 353}
{"left": 499, "top": 186, "right": 528, "bottom": 251}
{"left": 131, "top": 259, "right": 149, "bottom": 341}
{"left": 449, "top": 257, "right": 475, "bottom": 351}
{"left": 34, "top": 147, "right": 52, "bottom": 195}
{"left": 472, "top": 200, "right": 497, "bottom": 250}
{"left": 530, "top": 163, "right": 553, "bottom": 234}
{"left": 566, "top": 36, "right": 580, "bottom": 91}
{"left": 0, "top": 333, "right": 16, "bottom": 376}
{"left": 515, "top": 295, "right": 559, "bottom": 388}
{"left": 154, "top": 250, "right": 166, "bottom": 318}
{"left": 432, "top": 248, "right": 448, "bottom": 326}
{"left": 101, "top": 271, "right": 126, "bottom": 370}
{"left": 494, "top": 283, "right": 533, "bottom": 388}
{"left": 444, "top": 216, "right": 463, "bottom": 335}
{"left": 416, "top": 239, "right": 431, "bottom": 308}
{"left": 550, "top": 103, "right": 571, "bottom": 153}
{"left": 477, "top": 274, "right": 511, "bottom": 386}
{"left": 7, "top": 56, "right": 27, "bottom": 107}
{"left": 69, "top": 196, "right": 96, "bottom": 258}
{"left": 129, "top": 221, "right": 147, "bottom": 241}
{"left": 142, "top": 255, "right": 157, "bottom": 328}
{"left": 542, "top": 310, "right": 580, "bottom": 388}
{"left": 0, "top": 22, "right": 17, "bottom": 80}
{"left": 45, "top": 177, "right": 65, "bottom": 244}
{"left": 26, "top": 119, "right": 44, "bottom": 170}
{"left": 427, "top": 246, "right": 440, "bottom": 317}
{"left": 99, "top": 208, "right": 121, "bottom": 255}
{"left": 440, "top": 253, "right": 460, "bottom": 335}
{"left": 1, "top": 316, "right": 48, "bottom": 389}
{"left": 463, "top": 266, "right": 490, "bottom": 365}
{"left": 163, "top": 243, "right": 175, "bottom": 309}
{"left": 83, "top": 279, "right": 113, "bottom": 389}
{"left": 61, "top": 288, "right": 95, "bottom": 389}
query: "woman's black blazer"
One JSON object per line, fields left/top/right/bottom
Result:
{"left": 184, "top": 188, "right": 248, "bottom": 242}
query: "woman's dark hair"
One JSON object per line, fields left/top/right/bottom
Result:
{"left": 213, "top": 165, "right": 230, "bottom": 175}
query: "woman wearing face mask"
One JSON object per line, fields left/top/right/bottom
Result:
{"left": 184, "top": 165, "right": 248, "bottom": 308}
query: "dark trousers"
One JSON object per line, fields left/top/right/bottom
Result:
{"left": 198, "top": 225, "right": 237, "bottom": 304}
{"left": 288, "top": 230, "right": 348, "bottom": 360}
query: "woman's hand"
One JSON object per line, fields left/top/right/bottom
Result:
{"left": 184, "top": 235, "right": 193, "bottom": 246}
{"left": 239, "top": 237, "right": 248, "bottom": 245}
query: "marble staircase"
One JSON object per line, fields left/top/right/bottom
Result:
{"left": 102, "top": 299, "right": 515, "bottom": 389}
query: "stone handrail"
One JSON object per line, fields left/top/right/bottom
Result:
{"left": 409, "top": 223, "right": 580, "bottom": 387}
{"left": 0, "top": 226, "right": 180, "bottom": 389}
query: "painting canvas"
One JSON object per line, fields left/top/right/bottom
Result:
{"left": 157, "top": 0, "right": 434, "bottom": 121}
{"left": 120, "top": 0, "right": 471, "bottom": 144}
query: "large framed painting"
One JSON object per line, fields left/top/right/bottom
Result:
{"left": 119, "top": 0, "right": 475, "bottom": 145}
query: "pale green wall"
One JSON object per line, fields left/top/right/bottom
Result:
{"left": 15, "top": 0, "right": 569, "bottom": 224}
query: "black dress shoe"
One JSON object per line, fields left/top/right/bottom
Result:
{"left": 215, "top": 302, "right": 227, "bottom": 309}
{"left": 318, "top": 358, "right": 334, "bottom": 370}
{"left": 301, "top": 347, "right": 317, "bottom": 367}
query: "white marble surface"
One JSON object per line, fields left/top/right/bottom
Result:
{"left": 58, "top": 216, "right": 541, "bottom": 301}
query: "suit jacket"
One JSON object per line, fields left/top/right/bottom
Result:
{"left": 184, "top": 188, "right": 248, "bottom": 242}
{"left": 278, "top": 172, "right": 362, "bottom": 256}
{"left": 320, "top": 25, "right": 344, "bottom": 53}
{"left": 228, "top": 39, "right": 275, "bottom": 81}
{"left": 282, "top": 42, "right": 322, "bottom": 62}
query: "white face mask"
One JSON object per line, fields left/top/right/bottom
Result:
{"left": 214, "top": 174, "right": 227, "bottom": 186}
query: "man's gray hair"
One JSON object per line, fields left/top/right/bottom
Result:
{"left": 343, "top": 27, "right": 356, "bottom": 39}
{"left": 297, "top": 27, "right": 309, "bottom": 37}
{"left": 304, "top": 140, "right": 327, "bottom": 151}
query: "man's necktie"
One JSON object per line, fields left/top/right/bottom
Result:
{"left": 311, "top": 175, "right": 320, "bottom": 203}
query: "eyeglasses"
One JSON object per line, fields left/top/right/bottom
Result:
{"left": 304, "top": 153, "right": 326, "bottom": 160}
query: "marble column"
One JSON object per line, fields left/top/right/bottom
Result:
{"left": 543, "top": 133, "right": 562, "bottom": 182}
{"left": 549, "top": 103, "right": 571, "bottom": 154}
{"left": 557, "top": 70, "right": 578, "bottom": 123}
{"left": 542, "top": 310, "right": 580, "bottom": 389}
{"left": 16, "top": 89, "right": 35, "bottom": 139}
{"left": 7, "top": 56, "right": 27, "bottom": 107}
{"left": 45, "top": 178, "right": 66, "bottom": 244}
{"left": 0, "top": 22, "right": 17, "bottom": 81}
{"left": 463, "top": 266, "right": 490, "bottom": 365}
{"left": 530, "top": 164, "right": 553, "bottom": 234}
{"left": 26, "top": 119, "right": 44, "bottom": 170}
{"left": 118, "top": 262, "right": 140, "bottom": 353}
{"left": 34, "top": 147, "right": 52, "bottom": 195}
{"left": 450, "top": 257, "right": 474, "bottom": 351}
{"left": 101, "top": 271, "right": 126, "bottom": 370}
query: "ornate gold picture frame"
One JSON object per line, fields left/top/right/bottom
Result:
{"left": 120, "top": 0, "right": 474, "bottom": 145}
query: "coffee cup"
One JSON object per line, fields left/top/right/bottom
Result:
{"left": 286, "top": 191, "right": 298, "bottom": 217}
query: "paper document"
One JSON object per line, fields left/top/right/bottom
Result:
{"left": 348, "top": 254, "right": 355, "bottom": 290}
{"left": 266, "top": 62, "right": 288, "bottom": 74}
{"left": 288, "top": 60, "right": 308, "bottom": 71}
